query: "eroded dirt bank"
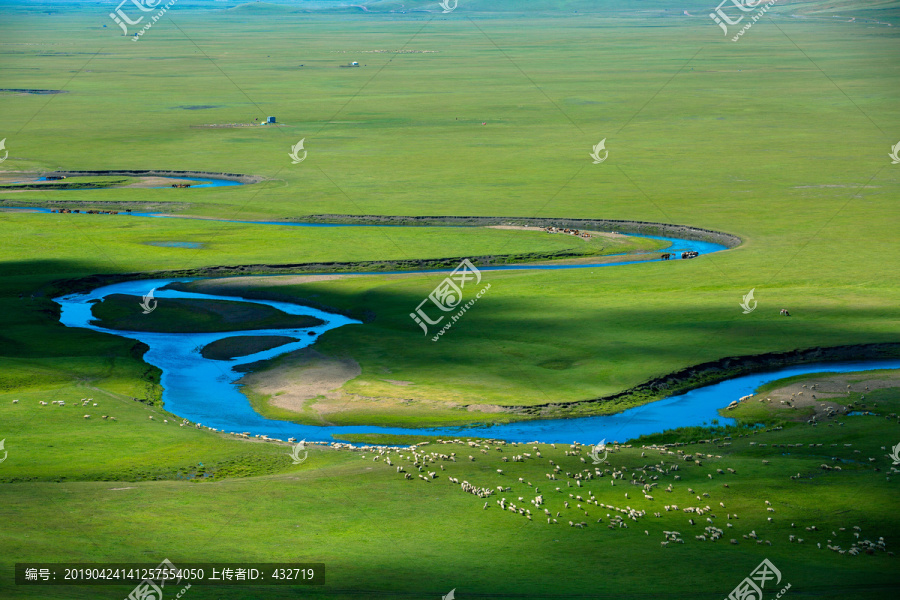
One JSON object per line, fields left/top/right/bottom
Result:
{"left": 300, "top": 214, "right": 742, "bottom": 248}
{"left": 502, "top": 343, "right": 900, "bottom": 419}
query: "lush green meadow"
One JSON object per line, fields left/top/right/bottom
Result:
{"left": 1, "top": 375, "right": 899, "bottom": 599}
{"left": 1, "top": 1, "right": 899, "bottom": 598}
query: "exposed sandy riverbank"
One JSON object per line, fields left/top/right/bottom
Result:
{"left": 238, "top": 348, "right": 362, "bottom": 414}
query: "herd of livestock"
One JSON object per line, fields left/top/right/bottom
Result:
{"left": 49, "top": 208, "right": 130, "bottom": 215}
{"left": 21, "top": 382, "right": 895, "bottom": 559}
{"left": 661, "top": 251, "right": 699, "bottom": 260}
{"left": 361, "top": 435, "right": 895, "bottom": 557}
{"left": 544, "top": 226, "right": 593, "bottom": 239}
{"left": 541, "top": 227, "right": 701, "bottom": 261}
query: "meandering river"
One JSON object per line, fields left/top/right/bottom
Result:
{"left": 31, "top": 182, "right": 889, "bottom": 443}
{"left": 52, "top": 228, "right": 899, "bottom": 445}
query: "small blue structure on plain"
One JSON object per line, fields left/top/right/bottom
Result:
{"left": 266, "top": 116, "right": 276, "bottom": 124}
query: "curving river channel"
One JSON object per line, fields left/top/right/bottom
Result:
{"left": 51, "top": 222, "right": 900, "bottom": 445}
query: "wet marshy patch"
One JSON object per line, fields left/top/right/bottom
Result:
{"left": 538, "top": 358, "right": 577, "bottom": 370}
{"left": 0, "top": 88, "right": 68, "bottom": 94}
{"left": 145, "top": 241, "right": 204, "bottom": 249}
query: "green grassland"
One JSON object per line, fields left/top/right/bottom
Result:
{"left": 0, "top": 373, "right": 898, "bottom": 599}
{"left": 1, "top": 1, "right": 899, "bottom": 598}
{"left": 0, "top": 213, "right": 646, "bottom": 284}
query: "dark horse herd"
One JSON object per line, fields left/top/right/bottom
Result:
{"left": 661, "top": 251, "right": 699, "bottom": 260}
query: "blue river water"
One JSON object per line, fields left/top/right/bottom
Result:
{"left": 7, "top": 175, "right": 243, "bottom": 188}
{"left": 151, "top": 177, "right": 243, "bottom": 189}
{"left": 20, "top": 177, "right": 896, "bottom": 443}
{"left": 52, "top": 232, "right": 899, "bottom": 445}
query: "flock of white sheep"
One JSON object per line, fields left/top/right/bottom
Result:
{"left": 344, "top": 434, "right": 895, "bottom": 559}
{"left": 13, "top": 384, "right": 896, "bottom": 560}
